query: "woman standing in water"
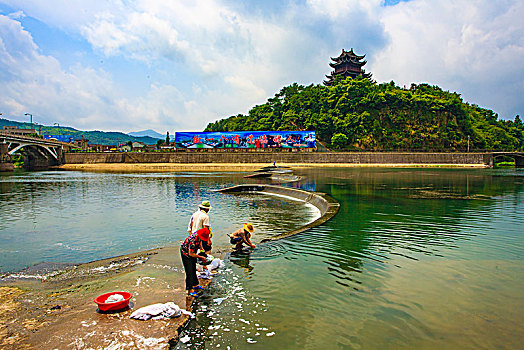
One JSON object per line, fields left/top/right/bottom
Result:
{"left": 180, "top": 227, "right": 210, "bottom": 297}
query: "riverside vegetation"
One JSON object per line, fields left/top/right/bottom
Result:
{"left": 205, "top": 77, "right": 524, "bottom": 152}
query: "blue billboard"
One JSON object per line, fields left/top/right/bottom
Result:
{"left": 175, "top": 131, "right": 315, "bottom": 149}
{"left": 44, "top": 135, "right": 75, "bottom": 143}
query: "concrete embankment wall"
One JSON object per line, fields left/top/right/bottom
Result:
{"left": 64, "top": 152, "right": 492, "bottom": 166}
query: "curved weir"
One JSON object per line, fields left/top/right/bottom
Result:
{"left": 216, "top": 184, "right": 340, "bottom": 242}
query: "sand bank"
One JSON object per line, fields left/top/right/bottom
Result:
{"left": 58, "top": 162, "right": 488, "bottom": 172}
{"left": 0, "top": 246, "right": 219, "bottom": 349}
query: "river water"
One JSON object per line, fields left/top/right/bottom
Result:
{"left": 1, "top": 168, "right": 523, "bottom": 349}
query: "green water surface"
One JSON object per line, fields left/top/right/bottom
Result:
{"left": 1, "top": 167, "right": 523, "bottom": 349}
{"left": 178, "top": 168, "right": 524, "bottom": 350}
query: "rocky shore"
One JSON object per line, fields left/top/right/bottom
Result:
{"left": 0, "top": 245, "right": 219, "bottom": 349}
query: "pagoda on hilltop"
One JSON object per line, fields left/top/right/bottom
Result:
{"left": 324, "top": 48, "right": 372, "bottom": 85}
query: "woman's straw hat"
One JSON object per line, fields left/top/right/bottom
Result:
{"left": 243, "top": 223, "right": 255, "bottom": 233}
{"left": 199, "top": 200, "right": 212, "bottom": 210}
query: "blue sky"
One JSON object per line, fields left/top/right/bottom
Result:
{"left": 0, "top": 0, "right": 522, "bottom": 133}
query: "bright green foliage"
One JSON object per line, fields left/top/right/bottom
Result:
{"left": 331, "top": 133, "right": 348, "bottom": 149}
{"left": 205, "top": 78, "right": 522, "bottom": 151}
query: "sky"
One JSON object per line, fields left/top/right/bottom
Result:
{"left": 0, "top": 0, "right": 522, "bottom": 134}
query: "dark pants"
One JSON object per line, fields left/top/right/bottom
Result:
{"left": 180, "top": 250, "right": 199, "bottom": 290}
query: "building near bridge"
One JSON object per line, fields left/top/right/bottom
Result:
{"left": 88, "top": 144, "right": 112, "bottom": 152}
{"left": 73, "top": 138, "right": 88, "bottom": 151}
{"left": 2, "top": 126, "right": 38, "bottom": 137}
{"left": 324, "top": 48, "right": 372, "bottom": 85}
{"left": 132, "top": 141, "right": 145, "bottom": 149}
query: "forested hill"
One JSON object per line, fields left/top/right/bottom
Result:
{"left": 206, "top": 78, "right": 523, "bottom": 151}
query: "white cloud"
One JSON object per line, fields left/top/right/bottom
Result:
{"left": 0, "top": 0, "right": 522, "bottom": 134}
{"left": 372, "top": 0, "right": 524, "bottom": 118}
{"left": 0, "top": 14, "right": 193, "bottom": 132}
{"left": 306, "top": 0, "right": 383, "bottom": 19}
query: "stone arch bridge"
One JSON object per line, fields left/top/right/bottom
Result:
{"left": 0, "top": 131, "right": 75, "bottom": 170}
{"left": 492, "top": 152, "right": 524, "bottom": 168}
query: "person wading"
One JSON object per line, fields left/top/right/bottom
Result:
{"left": 180, "top": 227, "right": 210, "bottom": 297}
{"left": 188, "top": 200, "right": 211, "bottom": 235}
{"left": 228, "top": 223, "right": 256, "bottom": 250}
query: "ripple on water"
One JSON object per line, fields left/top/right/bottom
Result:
{"left": 175, "top": 262, "right": 275, "bottom": 349}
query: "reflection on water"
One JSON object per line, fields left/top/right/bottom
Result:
{"left": 2, "top": 168, "right": 523, "bottom": 349}
{"left": 229, "top": 249, "right": 255, "bottom": 273}
{"left": 0, "top": 170, "right": 317, "bottom": 273}
{"left": 178, "top": 168, "right": 524, "bottom": 349}
{"left": 174, "top": 262, "right": 275, "bottom": 350}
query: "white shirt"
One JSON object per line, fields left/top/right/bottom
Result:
{"left": 188, "top": 209, "right": 210, "bottom": 233}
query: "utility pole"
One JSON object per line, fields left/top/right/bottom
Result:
{"left": 53, "top": 122, "right": 61, "bottom": 140}
{"left": 25, "top": 113, "right": 33, "bottom": 129}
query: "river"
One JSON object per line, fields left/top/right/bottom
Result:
{"left": 1, "top": 167, "right": 523, "bottom": 349}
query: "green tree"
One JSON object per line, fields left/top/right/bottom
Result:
{"left": 331, "top": 133, "right": 348, "bottom": 149}
{"left": 206, "top": 78, "right": 517, "bottom": 152}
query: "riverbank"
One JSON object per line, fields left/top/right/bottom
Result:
{"left": 63, "top": 151, "right": 493, "bottom": 169}
{"left": 0, "top": 180, "right": 338, "bottom": 349}
{"left": 0, "top": 245, "right": 218, "bottom": 349}
{"left": 58, "top": 162, "right": 488, "bottom": 172}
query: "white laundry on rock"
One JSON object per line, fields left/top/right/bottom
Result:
{"left": 197, "top": 269, "right": 212, "bottom": 279}
{"left": 207, "top": 258, "right": 224, "bottom": 270}
{"left": 130, "top": 302, "right": 182, "bottom": 320}
{"left": 105, "top": 294, "right": 125, "bottom": 303}
{"left": 180, "top": 309, "right": 195, "bottom": 318}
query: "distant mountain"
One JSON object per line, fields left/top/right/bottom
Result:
{"left": 0, "top": 118, "right": 159, "bottom": 145}
{"left": 128, "top": 129, "right": 164, "bottom": 139}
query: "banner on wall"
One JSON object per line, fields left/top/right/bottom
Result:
{"left": 174, "top": 131, "right": 315, "bottom": 149}
{"left": 44, "top": 135, "right": 75, "bottom": 143}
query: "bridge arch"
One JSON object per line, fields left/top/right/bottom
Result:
{"left": 492, "top": 152, "right": 524, "bottom": 168}
{"left": 8, "top": 143, "right": 59, "bottom": 160}
{"left": 1, "top": 132, "right": 70, "bottom": 170}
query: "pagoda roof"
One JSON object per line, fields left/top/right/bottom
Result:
{"left": 329, "top": 59, "right": 367, "bottom": 68}
{"left": 330, "top": 48, "right": 366, "bottom": 62}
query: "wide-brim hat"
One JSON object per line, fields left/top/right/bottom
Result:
{"left": 199, "top": 200, "right": 212, "bottom": 210}
{"left": 243, "top": 223, "right": 255, "bottom": 234}
{"left": 196, "top": 227, "right": 210, "bottom": 241}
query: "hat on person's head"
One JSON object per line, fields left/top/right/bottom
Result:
{"left": 199, "top": 200, "right": 212, "bottom": 210}
{"left": 196, "top": 227, "right": 210, "bottom": 241}
{"left": 243, "top": 223, "right": 255, "bottom": 234}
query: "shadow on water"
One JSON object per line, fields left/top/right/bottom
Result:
{"left": 229, "top": 249, "right": 254, "bottom": 274}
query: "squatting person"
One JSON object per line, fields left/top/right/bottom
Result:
{"left": 228, "top": 223, "right": 256, "bottom": 250}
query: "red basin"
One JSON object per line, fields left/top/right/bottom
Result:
{"left": 94, "top": 291, "right": 132, "bottom": 312}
